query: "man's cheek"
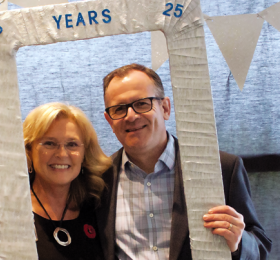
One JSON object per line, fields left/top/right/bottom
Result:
{"left": 111, "top": 123, "right": 121, "bottom": 134}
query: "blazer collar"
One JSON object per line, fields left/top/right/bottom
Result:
{"left": 169, "top": 137, "right": 190, "bottom": 260}
{"left": 95, "top": 148, "right": 123, "bottom": 260}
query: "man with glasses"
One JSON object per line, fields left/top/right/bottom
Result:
{"left": 95, "top": 64, "right": 271, "bottom": 260}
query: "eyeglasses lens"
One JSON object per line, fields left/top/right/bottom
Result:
{"left": 39, "top": 141, "right": 83, "bottom": 151}
{"left": 109, "top": 105, "right": 127, "bottom": 119}
{"left": 133, "top": 99, "right": 152, "bottom": 112}
{"left": 109, "top": 98, "right": 152, "bottom": 120}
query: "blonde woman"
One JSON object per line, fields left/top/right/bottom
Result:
{"left": 23, "top": 102, "right": 111, "bottom": 260}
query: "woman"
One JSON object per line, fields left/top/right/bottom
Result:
{"left": 23, "top": 102, "right": 111, "bottom": 260}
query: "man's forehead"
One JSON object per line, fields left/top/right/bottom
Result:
{"left": 109, "top": 72, "right": 155, "bottom": 92}
{"left": 104, "top": 70, "right": 158, "bottom": 105}
{"left": 120, "top": 75, "right": 131, "bottom": 83}
{"left": 111, "top": 69, "right": 146, "bottom": 83}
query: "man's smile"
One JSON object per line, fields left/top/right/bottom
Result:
{"left": 125, "top": 125, "right": 146, "bottom": 133}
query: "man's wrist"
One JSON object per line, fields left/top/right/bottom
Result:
{"left": 231, "top": 241, "right": 241, "bottom": 260}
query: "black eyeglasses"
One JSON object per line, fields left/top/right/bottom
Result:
{"left": 105, "top": 97, "right": 164, "bottom": 120}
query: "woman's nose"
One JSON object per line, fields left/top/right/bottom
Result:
{"left": 55, "top": 144, "right": 68, "bottom": 156}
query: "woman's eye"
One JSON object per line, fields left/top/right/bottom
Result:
{"left": 67, "top": 142, "right": 78, "bottom": 147}
{"left": 44, "top": 141, "right": 56, "bottom": 146}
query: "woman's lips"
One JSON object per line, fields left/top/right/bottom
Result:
{"left": 50, "top": 164, "right": 70, "bottom": 169}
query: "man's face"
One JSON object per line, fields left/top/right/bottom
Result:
{"left": 104, "top": 70, "right": 171, "bottom": 155}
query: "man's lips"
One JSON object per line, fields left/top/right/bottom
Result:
{"left": 125, "top": 125, "right": 146, "bottom": 133}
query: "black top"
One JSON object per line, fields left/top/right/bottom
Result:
{"left": 34, "top": 201, "right": 104, "bottom": 260}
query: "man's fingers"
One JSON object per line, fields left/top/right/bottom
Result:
{"left": 203, "top": 207, "right": 245, "bottom": 231}
{"left": 204, "top": 220, "right": 232, "bottom": 230}
{"left": 203, "top": 213, "right": 244, "bottom": 228}
{"left": 208, "top": 205, "right": 239, "bottom": 218}
{"left": 211, "top": 227, "right": 236, "bottom": 240}
{"left": 204, "top": 221, "right": 239, "bottom": 234}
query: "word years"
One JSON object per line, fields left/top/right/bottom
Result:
{"left": 52, "top": 9, "right": 111, "bottom": 29}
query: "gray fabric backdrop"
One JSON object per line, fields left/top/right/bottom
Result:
{"left": 13, "top": 0, "right": 280, "bottom": 157}
{"left": 8, "top": 0, "right": 280, "bottom": 258}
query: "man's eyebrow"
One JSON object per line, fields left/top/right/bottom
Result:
{"left": 109, "top": 102, "right": 127, "bottom": 107}
{"left": 115, "top": 98, "right": 146, "bottom": 106}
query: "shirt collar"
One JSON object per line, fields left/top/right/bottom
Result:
{"left": 121, "top": 132, "right": 175, "bottom": 172}
{"left": 158, "top": 132, "right": 175, "bottom": 170}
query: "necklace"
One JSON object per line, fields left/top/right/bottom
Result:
{"left": 31, "top": 186, "right": 72, "bottom": 246}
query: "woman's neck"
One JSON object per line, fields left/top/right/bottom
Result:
{"left": 31, "top": 178, "right": 79, "bottom": 221}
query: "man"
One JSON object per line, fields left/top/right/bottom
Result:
{"left": 95, "top": 64, "right": 271, "bottom": 260}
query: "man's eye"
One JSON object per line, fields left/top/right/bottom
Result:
{"left": 135, "top": 101, "right": 149, "bottom": 107}
{"left": 114, "top": 106, "right": 126, "bottom": 114}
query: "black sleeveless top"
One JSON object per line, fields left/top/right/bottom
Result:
{"left": 34, "top": 201, "right": 104, "bottom": 260}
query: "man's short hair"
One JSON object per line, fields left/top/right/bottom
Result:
{"left": 103, "top": 63, "right": 165, "bottom": 98}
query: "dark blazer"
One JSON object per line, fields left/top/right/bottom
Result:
{"left": 95, "top": 138, "right": 272, "bottom": 260}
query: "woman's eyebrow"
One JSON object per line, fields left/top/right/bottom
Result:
{"left": 40, "top": 137, "right": 57, "bottom": 141}
{"left": 41, "top": 136, "right": 81, "bottom": 141}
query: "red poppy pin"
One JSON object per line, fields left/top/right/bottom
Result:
{"left": 84, "top": 224, "right": 96, "bottom": 239}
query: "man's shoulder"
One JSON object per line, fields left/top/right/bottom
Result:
{"left": 219, "top": 150, "right": 242, "bottom": 171}
{"left": 219, "top": 150, "right": 240, "bottom": 164}
{"left": 111, "top": 148, "right": 123, "bottom": 162}
{"left": 173, "top": 135, "right": 241, "bottom": 169}
{"left": 102, "top": 148, "right": 123, "bottom": 179}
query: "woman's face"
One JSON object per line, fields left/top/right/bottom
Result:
{"left": 31, "top": 117, "right": 85, "bottom": 189}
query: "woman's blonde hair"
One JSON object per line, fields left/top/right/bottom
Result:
{"left": 23, "top": 102, "right": 111, "bottom": 208}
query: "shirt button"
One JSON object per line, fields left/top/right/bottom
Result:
{"left": 147, "top": 182, "right": 151, "bottom": 187}
{"left": 149, "top": 213, "right": 154, "bottom": 218}
{"left": 152, "top": 246, "right": 158, "bottom": 251}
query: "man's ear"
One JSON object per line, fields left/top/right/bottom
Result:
{"left": 104, "top": 111, "right": 115, "bottom": 132}
{"left": 161, "top": 97, "right": 171, "bottom": 120}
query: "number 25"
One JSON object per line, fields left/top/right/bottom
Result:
{"left": 163, "top": 3, "right": 184, "bottom": 18}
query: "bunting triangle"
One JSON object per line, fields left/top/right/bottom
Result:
{"left": 206, "top": 14, "right": 264, "bottom": 90}
{"left": 0, "top": 0, "right": 8, "bottom": 11}
{"left": 151, "top": 30, "right": 169, "bottom": 71}
{"left": 9, "top": 0, "right": 67, "bottom": 8}
{"left": 259, "top": 2, "right": 280, "bottom": 32}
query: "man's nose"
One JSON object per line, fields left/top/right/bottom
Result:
{"left": 125, "top": 107, "right": 138, "bottom": 122}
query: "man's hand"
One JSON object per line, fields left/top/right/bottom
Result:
{"left": 203, "top": 205, "right": 245, "bottom": 252}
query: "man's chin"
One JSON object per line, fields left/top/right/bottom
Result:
{"left": 124, "top": 139, "right": 146, "bottom": 152}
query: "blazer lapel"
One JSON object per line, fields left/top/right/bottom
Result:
{"left": 169, "top": 138, "right": 191, "bottom": 260}
{"left": 95, "top": 149, "right": 123, "bottom": 260}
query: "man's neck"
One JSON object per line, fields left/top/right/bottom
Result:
{"left": 125, "top": 135, "right": 169, "bottom": 174}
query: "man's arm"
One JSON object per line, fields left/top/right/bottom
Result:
{"left": 204, "top": 152, "right": 272, "bottom": 259}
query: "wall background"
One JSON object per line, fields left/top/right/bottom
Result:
{"left": 13, "top": 0, "right": 280, "bottom": 157}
